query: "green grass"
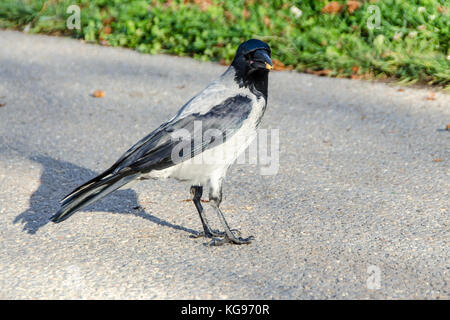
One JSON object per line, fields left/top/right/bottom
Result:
{"left": 1, "top": 0, "right": 449, "bottom": 89}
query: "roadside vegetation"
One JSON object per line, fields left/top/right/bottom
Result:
{"left": 1, "top": 0, "right": 448, "bottom": 89}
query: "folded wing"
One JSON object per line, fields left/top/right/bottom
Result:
{"left": 61, "top": 94, "right": 253, "bottom": 204}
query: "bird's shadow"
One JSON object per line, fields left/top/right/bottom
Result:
{"left": 13, "top": 154, "right": 197, "bottom": 235}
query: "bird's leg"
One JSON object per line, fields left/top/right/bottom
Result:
{"left": 207, "top": 179, "right": 254, "bottom": 246}
{"left": 189, "top": 186, "right": 225, "bottom": 238}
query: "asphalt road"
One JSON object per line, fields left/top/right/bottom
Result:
{"left": 0, "top": 30, "right": 448, "bottom": 299}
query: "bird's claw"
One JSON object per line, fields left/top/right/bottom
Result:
{"left": 207, "top": 234, "right": 254, "bottom": 246}
{"left": 190, "top": 229, "right": 225, "bottom": 239}
{"left": 191, "top": 228, "right": 242, "bottom": 239}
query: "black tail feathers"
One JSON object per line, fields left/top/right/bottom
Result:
{"left": 50, "top": 170, "right": 139, "bottom": 223}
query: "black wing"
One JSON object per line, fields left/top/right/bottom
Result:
{"left": 120, "top": 94, "right": 253, "bottom": 172}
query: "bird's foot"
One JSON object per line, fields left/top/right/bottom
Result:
{"left": 207, "top": 231, "right": 254, "bottom": 246}
{"left": 190, "top": 229, "right": 225, "bottom": 239}
{"left": 191, "top": 228, "right": 241, "bottom": 239}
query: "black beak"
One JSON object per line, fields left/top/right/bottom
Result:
{"left": 251, "top": 49, "right": 273, "bottom": 70}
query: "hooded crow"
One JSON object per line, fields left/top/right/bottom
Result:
{"left": 50, "top": 39, "right": 273, "bottom": 245}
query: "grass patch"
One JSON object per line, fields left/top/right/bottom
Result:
{"left": 1, "top": 0, "right": 449, "bottom": 89}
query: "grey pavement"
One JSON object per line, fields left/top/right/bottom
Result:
{"left": 0, "top": 30, "right": 448, "bottom": 299}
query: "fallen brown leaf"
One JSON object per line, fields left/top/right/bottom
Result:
{"left": 272, "top": 59, "right": 294, "bottom": 71}
{"left": 347, "top": 1, "right": 361, "bottom": 14}
{"left": 426, "top": 92, "right": 436, "bottom": 100}
{"left": 187, "top": 0, "right": 212, "bottom": 11}
{"left": 243, "top": 7, "right": 250, "bottom": 19}
{"left": 164, "top": 0, "right": 174, "bottom": 6}
{"left": 445, "top": 124, "right": 450, "bottom": 131}
{"left": 102, "top": 17, "right": 115, "bottom": 25}
{"left": 438, "top": 6, "right": 448, "bottom": 15}
{"left": 224, "top": 10, "right": 235, "bottom": 21}
{"left": 351, "top": 65, "right": 360, "bottom": 73}
{"left": 0, "top": 103, "right": 5, "bottom": 107}
{"left": 264, "top": 16, "right": 271, "bottom": 28}
{"left": 433, "top": 158, "right": 443, "bottom": 162}
{"left": 397, "top": 88, "right": 405, "bottom": 92}
{"left": 92, "top": 90, "right": 105, "bottom": 98}
{"left": 321, "top": 2, "right": 343, "bottom": 14}
{"left": 103, "top": 26, "right": 112, "bottom": 34}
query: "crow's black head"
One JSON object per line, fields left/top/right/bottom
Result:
{"left": 232, "top": 39, "right": 272, "bottom": 74}
{"left": 231, "top": 39, "right": 272, "bottom": 98}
